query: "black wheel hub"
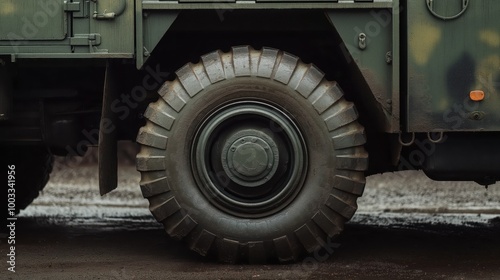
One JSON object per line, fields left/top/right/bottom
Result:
{"left": 192, "top": 101, "right": 307, "bottom": 218}
{"left": 221, "top": 129, "right": 279, "bottom": 188}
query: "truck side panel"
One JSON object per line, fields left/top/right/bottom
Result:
{"left": 407, "top": 0, "right": 500, "bottom": 132}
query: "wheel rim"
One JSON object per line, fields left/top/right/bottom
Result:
{"left": 192, "top": 101, "right": 308, "bottom": 218}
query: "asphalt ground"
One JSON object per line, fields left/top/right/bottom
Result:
{"left": 1, "top": 159, "right": 499, "bottom": 279}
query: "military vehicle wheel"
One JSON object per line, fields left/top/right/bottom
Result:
{"left": 136, "top": 46, "right": 368, "bottom": 263}
{"left": 1, "top": 147, "right": 53, "bottom": 214}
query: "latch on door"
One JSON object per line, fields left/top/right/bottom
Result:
{"left": 70, "top": 34, "right": 101, "bottom": 46}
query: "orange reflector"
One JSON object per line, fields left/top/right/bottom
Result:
{"left": 470, "top": 90, "right": 485, "bottom": 101}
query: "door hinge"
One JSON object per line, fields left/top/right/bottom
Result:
{"left": 69, "top": 34, "right": 101, "bottom": 46}
{"left": 64, "top": 1, "right": 81, "bottom": 12}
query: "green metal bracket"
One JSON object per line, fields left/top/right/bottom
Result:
{"left": 136, "top": 2, "right": 178, "bottom": 69}
{"left": 64, "top": 1, "right": 81, "bottom": 12}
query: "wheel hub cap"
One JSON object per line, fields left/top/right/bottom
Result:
{"left": 222, "top": 131, "right": 279, "bottom": 187}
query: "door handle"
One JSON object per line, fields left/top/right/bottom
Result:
{"left": 91, "top": 0, "right": 127, "bottom": 20}
{"left": 426, "top": 0, "right": 469, "bottom": 21}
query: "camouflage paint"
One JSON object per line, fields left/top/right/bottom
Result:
{"left": 407, "top": 0, "right": 500, "bottom": 132}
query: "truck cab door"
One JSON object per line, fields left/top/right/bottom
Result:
{"left": 0, "top": 0, "right": 134, "bottom": 57}
{"left": 0, "top": 0, "right": 68, "bottom": 41}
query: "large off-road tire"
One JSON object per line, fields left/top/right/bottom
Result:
{"left": 1, "top": 147, "right": 53, "bottom": 214}
{"left": 136, "top": 46, "right": 368, "bottom": 263}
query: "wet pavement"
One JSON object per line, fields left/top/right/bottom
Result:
{"left": 1, "top": 163, "right": 499, "bottom": 279}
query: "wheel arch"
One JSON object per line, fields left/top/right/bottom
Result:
{"left": 140, "top": 9, "right": 393, "bottom": 175}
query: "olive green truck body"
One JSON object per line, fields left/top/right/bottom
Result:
{"left": 1, "top": 0, "right": 499, "bottom": 263}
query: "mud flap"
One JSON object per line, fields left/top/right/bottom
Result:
{"left": 99, "top": 60, "right": 119, "bottom": 195}
{"left": 0, "top": 60, "right": 12, "bottom": 120}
